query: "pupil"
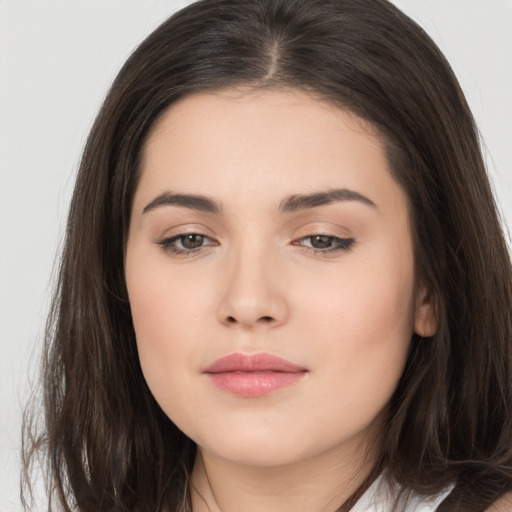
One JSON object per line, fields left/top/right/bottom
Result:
{"left": 312, "top": 235, "right": 332, "bottom": 249}
{"left": 182, "top": 234, "right": 204, "bottom": 249}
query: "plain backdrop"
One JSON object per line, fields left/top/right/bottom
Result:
{"left": 0, "top": 1, "right": 511, "bottom": 510}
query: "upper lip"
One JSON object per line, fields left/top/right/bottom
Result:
{"left": 203, "top": 352, "right": 307, "bottom": 373}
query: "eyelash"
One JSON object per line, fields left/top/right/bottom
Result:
{"left": 156, "top": 233, "right": 217, "bottom": 255}
{"left": 156, "top": 233, "right": 355, "bottom": 256}
{"left": 293, "top": 235, "right": 355, "bottom": 253}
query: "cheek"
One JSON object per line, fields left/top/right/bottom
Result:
{"left": 124, "top": 223, "right": 418, "bottom": 455}
{"left": 299, "top": 246, "right": 416, "bottom": 339}
{"left": 295, "top": 248, "right": 416, "bottom": 410}
{"left": 125, "top": 251, "right": 208, "bottom": 403}
{"left": 127, "top": 242, "right": 210, "bottom": 338}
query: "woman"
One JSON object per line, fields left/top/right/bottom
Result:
{"left": 22, "top": 0, "right": 512, "bottom": 510}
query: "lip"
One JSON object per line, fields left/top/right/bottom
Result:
{"left": 203, "top": 352, "right": 308, "bottom": 397}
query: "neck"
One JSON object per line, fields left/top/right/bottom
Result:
{"left": 189, "top": 439, "right": 378, "bottom": 512}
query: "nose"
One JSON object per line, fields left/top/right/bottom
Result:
{"left": 216, "top": 247, "right": 289, "bottom": 329}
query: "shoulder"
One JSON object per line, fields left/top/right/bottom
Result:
{"left": 351, "top": 474, "right": 452, "bottom": 512}
{"left": 486, "top": 492, "right": 512, "bottom": 512}
{"left": 355, "top": 474, "right": 512, "bottom": 512}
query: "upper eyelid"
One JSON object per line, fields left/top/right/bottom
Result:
{"left": 291, "top": 220, "right": 353, "bottom": 236}
{"left": 163, "top": 232, "right": 217, "bottom": 245}
{"left": 293, "top": 234, "right": 354, "bottom": 246}
{"left": 156, "top": 225, "right": 217, "bottom": 240}
{"left": 156, "top": 233, "right": 218, "bottom": 256}
{"left": 157, "top": 230, "right": 350, "bottom": 242}
{"left": 291, "top": 230, "right": 352, "bottom": 243}
{"left": 155, "top": 222, "right": 354, "bottom": 243}
{"left": 157, "top": 234, "right": 354, "bottom": 257}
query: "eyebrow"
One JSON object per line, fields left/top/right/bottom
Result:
{"left": 142, "top": 188, "right": 376, "bottom": 215}
{"left": 278, "top": 188, "right": 376, "bottom": 213}
{"left": 143, "top": 192, "right": 222, "bottom": 214}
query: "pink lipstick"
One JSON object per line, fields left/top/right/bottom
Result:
{"left": 203, "top": 352, "right": 307, "bottom": 397}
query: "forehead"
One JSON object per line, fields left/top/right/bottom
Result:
{"left": 144, "top": 88, "right": 382, "bottom": 158}
{"left": 137, "top": 88, "right": 406, "bottom": 217}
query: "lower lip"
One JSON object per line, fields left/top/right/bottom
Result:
{"left": 206, "top": 371, "right": 306, "bottom": 397}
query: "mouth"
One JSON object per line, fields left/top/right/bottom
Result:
{"left": 203, "top": 352, "right": 308, "bottom": 397}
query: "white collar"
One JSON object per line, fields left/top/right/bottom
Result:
{"left": 350, "top": 473, "right": 453, "bottom": 512}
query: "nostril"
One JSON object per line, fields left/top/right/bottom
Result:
{"left": 225, "top": 315, "right": 274, "bottom": 324}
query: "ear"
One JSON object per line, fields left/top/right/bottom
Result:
{"left": 414, "top": 284, "right": 438, "bottom": 337}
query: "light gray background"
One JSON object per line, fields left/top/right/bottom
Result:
{"left": 1, "top": 1, "right": 511, "bottom": 510}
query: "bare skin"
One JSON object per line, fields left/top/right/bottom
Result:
{"left": 488, "top": 493, "right": 512, "bottom": 512}
{"left": 125, "top": 89, "right": 436, "bottom": 512}
{"left": 190, "top": 447, "right": 373, "bottom": 512}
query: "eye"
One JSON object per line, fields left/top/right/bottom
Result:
{"left": 156, "top": 233, "right": 218, "bottom": 255}
{"left": 294, "top": 235, "right": 355, "bottom": 253}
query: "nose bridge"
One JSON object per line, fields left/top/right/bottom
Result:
{"left": 217, "top": 238, "right": 288, "bottom": 328}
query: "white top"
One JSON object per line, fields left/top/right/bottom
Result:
{"left": 351, "top": 474, "right": 453, "bottom": 512}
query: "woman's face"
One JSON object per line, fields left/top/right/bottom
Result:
{"left": 125, "top": 89, "right": 435, "bottom": 468}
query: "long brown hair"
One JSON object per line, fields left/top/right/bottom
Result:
{"left": 23, "top": 0, "right": 512, "bottom": 510}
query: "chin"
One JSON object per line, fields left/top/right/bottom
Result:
{"left": 196, "top": 427, "right": 322, "bottom": 468}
